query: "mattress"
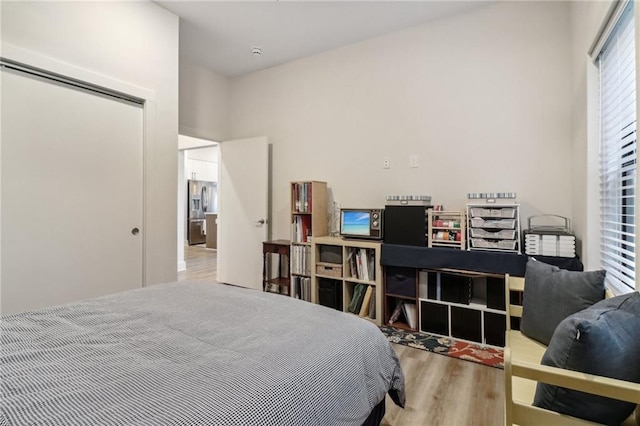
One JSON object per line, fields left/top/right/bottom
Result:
{"left": 1, "top": 281, "right": 405, "bottom": 425}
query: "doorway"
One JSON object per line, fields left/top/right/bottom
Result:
{"left": 177, "top": 135, "right": 270, "bottom": 289}
{"left": 178, "top": 135, "right": 218, "bottom": 273}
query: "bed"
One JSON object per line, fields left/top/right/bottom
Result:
{"left": 1, "top": 281, "right": 405, "bottom": 425}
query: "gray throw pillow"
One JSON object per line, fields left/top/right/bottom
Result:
{"left": 534, "top": 292, "right": 640, "bottom": 425}
{"left": 520, "top": 259, "right": 605, "bottom": 345}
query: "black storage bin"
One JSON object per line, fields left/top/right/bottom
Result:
{"left": 426, "top": 271, "right": 438, "bottom": 300}
{"left": 451, "top": 306, "right": 482, "bottom": 343}
{"left": 440, "top": 273, "right": 472, "bottom": 304}
{"left": 486, "top": 276, "right": 506, "bottom": 310}
{"left": 319, "top": 245, "right": 342, "bottom": 264}
{"left": 383, "top": 205, "right": 430, "bottom": 246}
{"left": 385, "top": 266, "right": 416, "bottom": 297}
{"left": 420, "top": 300, "right": 449, "bottom": 336}
{"left": 484, "top": 312, "right": 506, "bottom": 346}
{"left": 318, "top": 278, "right": 342, "bottom": 311}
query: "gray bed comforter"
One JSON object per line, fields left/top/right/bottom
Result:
{"left": 1, "top": 281, "right": 405, "bottom": 425}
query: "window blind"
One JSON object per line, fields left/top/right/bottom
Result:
{"left": 598, "top": 1, "right": 636, "bottom": 292}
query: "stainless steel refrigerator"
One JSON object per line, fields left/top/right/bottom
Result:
{"left": 187, "top": 180, "right": 217, "bottom": 245}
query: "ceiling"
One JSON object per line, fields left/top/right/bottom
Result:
{"left": 155, "top": 1, "right": 492, "bottom": 78}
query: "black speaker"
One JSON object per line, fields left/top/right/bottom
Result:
{"left": 383, "top": 205, "right": 430, "bottom": 246}
{"left": 318, "top": 278, "right": 343, "bottom": 311}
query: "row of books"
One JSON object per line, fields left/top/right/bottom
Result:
{"left": 347, "top": 248, "right": 375, "bottom": 281}
{"left": 292, "top": 182, "right": 313, "bottom": 213}
{"left": 292, "top": 276, "right": 311, "bottom": 301}
{"left": 348, "top": 283, "right": 376, "bottom": 319}
{"left": 388, "top": 302, "right": 417, "bottom": 329}
{"left": 290, "top": 244, "right": 311, "bottom": 276}
{"left": 291, "top": 215, "right": 312, "bottom": 243}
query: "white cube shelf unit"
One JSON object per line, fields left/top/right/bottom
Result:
{"left": 311, "top": 236, "right": 383, "bottom": 326}
{"left": 418, "top": 269, "right": 507, "bottom": 347}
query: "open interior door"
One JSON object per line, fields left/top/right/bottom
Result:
{"left": 217, "top": 137, "right": 269, "bottom": 289}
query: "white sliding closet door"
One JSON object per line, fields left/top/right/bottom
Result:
{"left": 1, "top": 68, "right": 144, "bottom": 315}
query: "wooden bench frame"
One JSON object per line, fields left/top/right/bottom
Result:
{"left": 504, "top": 275, "right": 640, "bottom": 426}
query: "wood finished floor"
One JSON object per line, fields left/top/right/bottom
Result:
{"left": 177, "top": 244, "right": 218, "bottom": 284}
{"left": 178, "top": 245, "right": 504, "bottom": 425}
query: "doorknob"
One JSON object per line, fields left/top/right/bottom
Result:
{"left": 257, "top": 219, "right": 266, "bottom": 225}
{"left": 131, "top": 227, "right": 140, "bottom": 235}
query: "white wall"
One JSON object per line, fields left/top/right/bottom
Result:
{"left": 178, "top": 150, "right": 187, "bottom": 272}
{"left": 229, "top": 1, "right": 574, "bottom": 244}
{"left": 186, "top": 146, "right": 219, "bottom": 182}
{"left": 569, "top": 1, "right": 614, "bottom": 270}
{"left": 178, "top": 134, "right": 219, "bottom": 150}
{"left": 180, "top": 56, "right": 231, "bottom": 142}
{"left": 188, "top": 146, "right": 219, "bottom": 163}
{"left": 1, "top": 1, "right": 179, "bottom": 285}
{"left": 178, "top": 58, "right": 227, "bottom": 271}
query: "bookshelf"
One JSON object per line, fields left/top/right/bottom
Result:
{"left": 419, "top": 270, "right": 506, "bottom": 346}
{"left": 381, "top": 244, "right": 582, "bottom": 346}
{"left": 311, "top": 236, "right": 383, "bottom": 326}
{"left": 384, "top": 267, "right": 419, "bottom": 331}
{"left": 383, "top": 266, "right": 507, "bottom": 343}
{"left": 290, "top": 181, "right": 328, "bottom": 301}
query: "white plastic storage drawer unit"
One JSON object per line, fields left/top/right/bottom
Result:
{"left": 467, "top": 204, "right": 521, "bottom": 254}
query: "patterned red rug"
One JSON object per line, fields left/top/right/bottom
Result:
{"left": 379, "top": 326, "right": 504, "bottom": 369}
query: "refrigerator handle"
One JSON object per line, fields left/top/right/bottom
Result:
{"left": 201, "top": 186, "right": 208, "bottom": 212}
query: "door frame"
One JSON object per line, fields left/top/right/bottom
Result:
{"left": 177, "top": 136, "right": 219, "bottom": 272}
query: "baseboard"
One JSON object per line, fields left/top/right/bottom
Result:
{"left": 177, "top": 261, "right": 186, "bottom": 272}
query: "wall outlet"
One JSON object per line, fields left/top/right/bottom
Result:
{"left": 410, "top": 154, "right": 418, "bottom": 168}
{"left": 383, "top": 157, "right": 390, "bottom": 169}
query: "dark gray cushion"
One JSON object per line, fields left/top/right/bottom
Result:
{"left": 520, "top": 259, "right": 605, "bottom": 345}
{"left": 534, "top": 292, "right": 640, "bottom": 425}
